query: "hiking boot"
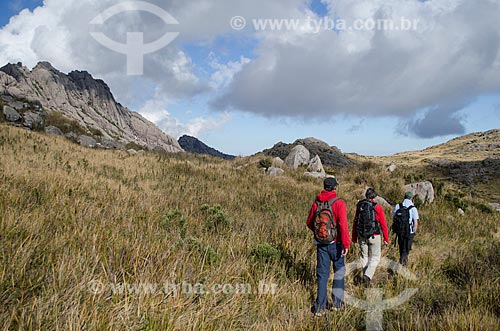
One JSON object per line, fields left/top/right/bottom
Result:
{"left": 362, "top": 275, "right": 371, "bottom": 286}
{"left": 314, "top": 310, "right": 326, "bottom": 317}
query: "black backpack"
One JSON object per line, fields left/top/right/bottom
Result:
{"left": 314, "top": 198, "right": 339, "bottom": 244}
{"left": 392, "top": 204, "right": 414, "bottom": 238}
{"left": 355, "top": 199, "right": 380, "bottom": 238}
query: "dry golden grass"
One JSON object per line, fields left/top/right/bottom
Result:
{"left": 1, "top": 124, "right": 499, "bottom": 330}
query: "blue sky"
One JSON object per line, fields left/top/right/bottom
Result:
{"left": 1, "top": 0, "right": 500, "bottom": 156}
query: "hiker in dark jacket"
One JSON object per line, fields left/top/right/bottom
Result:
{"left": 352, "top": 188, "right": 389, "bottom": 285}
{"left": 393, "top": 192, "right": 420, "bottom": 265}
{"left": 306, "top": 177, "right": 350, "bottom": 316}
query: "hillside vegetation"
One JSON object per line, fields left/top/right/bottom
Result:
{"left": 1, "top": 125, "right": 499, "bottom": 330}
{"left": 352, "top": 129, "right": 500, "bottom": 202}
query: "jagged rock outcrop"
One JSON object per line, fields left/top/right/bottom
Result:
{"left": 284, "top": 145, "right": 310, "bottom": 169}
{"left": 305, "top": 155, "right": 326, "bottom": 178}
{"left": 264, "top": 137, "right": 354, "bottom": 168}
{"left": 0, "top": 62, "right": 182, "bottom": 153}
{"left": 404, "top": 181, "right": 435, "bottom": 204}
{"left": 178, "top": 135, "right": 235, "bottom": 160}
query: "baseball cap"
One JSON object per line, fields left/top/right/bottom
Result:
{"left": 405, "top": 191, "right": 414, "bottom": 199}
{"left": 324, "top": 177, "right": 338, "bottom": 190}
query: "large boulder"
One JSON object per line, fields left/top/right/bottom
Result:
{"left": 489, "top": 203, "right": 500, "bottom": 212}
{"left": 308, "top": 155, "right": 325, "bottom": 173}
{"left": 22, "top": 111, "right": 44, "bottom": 129}
{"left": 304, "top": 172, "right": 326, "bottom": 179}
{"left": 284, "top": 145, "right": 310, "bottom": 169}
{"left": 45, "top": 125, "right": 63, "bottom": 135}
{"left": 272, "top": 157, "right": 284, "bottom": 167}
{"left": 404, "top": 181, "right": 435, "bottom": 204}
{"left": 3, "top": 105, "right": 20, "bottom": 122}
{"left": 77, "top": 135, "right": 97, "bottom": 148}
{"left": 304, "top": 155, "right": 326, "bottom": 178}
{"left": 267, "top": 167, "right": 285, "bottom": 177}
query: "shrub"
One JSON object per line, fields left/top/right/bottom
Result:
{"left": 125, "top": 141, "right": 144, "bottom": 151}
{"left": 162, "top": 210, "right": 186, "bottom": 239}
{"left": 45, "top": 112, "right": 85, "bottom": 135}
{"left": 324, "top": 167, "right": 336, "bottom": 176}
{"left": 200, "top": 204, "right": 231, "bottom": 231}
{"left": 359, "top": 161, "right": 378, "bottom": 171}
{"left": 251, "top": 243, "right": 281, "bottom": 263}
{"left": 259, "top": 158, "right": 272, "bottom": 170}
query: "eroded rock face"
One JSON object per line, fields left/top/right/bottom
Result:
{"left": 22, "top": 112, "right": 44, "bottom": 129}
{"left": 0, "top": 62, "right": 182, "bottom": 153}
{"left": 404, "top": 181, "right": 435, "bottom": 204}
{"left": 284, "top": 145, "right": 310, "bottom": 169}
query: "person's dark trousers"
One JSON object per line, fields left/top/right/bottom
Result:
{"left": 314, "top": 242, "right": 346, "bottom": 312}
{"left": 398, "top": 234, "right": 415, "bottom": 265}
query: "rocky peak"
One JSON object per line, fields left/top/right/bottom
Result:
{"left": 0, "top": 61, "right": 182, "bottom": 153}
{"left": 0, "top": 62, "right": 29, "bottom": 81}
{"left": 33, "top": 61, "right": 59, "bottom": 73}
{"left": 68, "top": 70, "right": 114, "bottom": 101}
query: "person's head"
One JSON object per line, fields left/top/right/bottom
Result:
{"left": 365, "top": 187, "right": 378, "bottom": 200}
{"left": 404, "top": 191, "right": 414, "bottom": 200}
{"left": 323, "top": 177, "right": 338, "bottom": 192}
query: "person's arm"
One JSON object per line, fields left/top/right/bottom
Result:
{"left": 412, "top": 207, "right": 419, "bottom": 234}
{"left": 351, "top": 207, "right": 358, "bottom": 243}
{"left": 335, "top": 200, "right": 350, "bottom": 254}
{"left": 376, "top": 204, "right": 389, "bottom": 244}
{"left": 306, "top": 202, "right": 317, "bottom": 232}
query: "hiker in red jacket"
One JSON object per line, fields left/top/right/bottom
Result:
{"left": 306, "top": 177, "right": 350, "bottom": 316}
{"left": 352, "top": 188, "right": 389, "bottom": 285}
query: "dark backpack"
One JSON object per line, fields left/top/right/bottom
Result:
{"left": 392, "top": 204, "right": 414, "bottom": 238}
{"left": 355, "top": 199, "right": 380, "bottom": 238}
{"left": 314, "top": 198, "right": 339, "bottom": 244}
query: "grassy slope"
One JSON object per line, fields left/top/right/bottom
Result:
{"left": 1, "top": 125, "right": 499, "bottom": 330}
{"left": 349, "top": 129, "right": 500, "bottom": 202}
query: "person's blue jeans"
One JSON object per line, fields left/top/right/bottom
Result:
{"left": 314, "top": 242, "right": 346, "bottom": 312}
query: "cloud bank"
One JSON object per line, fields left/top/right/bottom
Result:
{"left": 1, "top": 0, "right": 500, "bottom": 139}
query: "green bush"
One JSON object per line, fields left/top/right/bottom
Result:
{"left": 125, "top": 142, "right": 144, "bottom": 151}
{"left": 250, "top": 243, "right": 281, "bottom": 263}
{"left": 259, "top": 158, "right": 272, "bottom": 170}
{"left": 200, "top": 204, "right": 231, "bottom": 231}
{"left": 162, "top": 210, "right": 186, "bottom": 239}
{"left": 45, "top": 112, "right": 85, "bottom": 135}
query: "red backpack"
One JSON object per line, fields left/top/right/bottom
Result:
{"left": 314, "top": 198, "right": 339, "bottom": 244}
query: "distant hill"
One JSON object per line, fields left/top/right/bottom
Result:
{"left": 359, "top": 129, "right": 500, "bottom": 201}
{"left": 263, "top": 137, "right": 354, "bottom": 168}
{"left": 178, "top": 135, "right": 236, "bottom": 160}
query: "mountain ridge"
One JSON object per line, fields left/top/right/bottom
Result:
{"left": 178, "top": 135, "right": 236, "bottom": 160}
{"left": 0, "top": 62, "right": 182, "bottom": 152}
